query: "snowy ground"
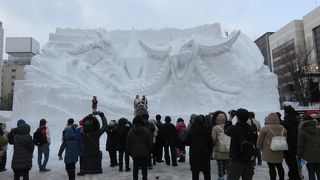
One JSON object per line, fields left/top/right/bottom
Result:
{"left": 0, "top": 111, "right": 308, "bottom": 180}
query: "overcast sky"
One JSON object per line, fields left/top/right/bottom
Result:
{"left": 0, "top": 0, "right": 318, "bottom": 52}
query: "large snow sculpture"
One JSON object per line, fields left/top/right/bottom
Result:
{"left": 12, "top": 24, "right": 280, "bottom": 121}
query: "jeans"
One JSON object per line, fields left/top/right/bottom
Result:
{"left": 192, "top": 170, "right": 211, "bottom": 180}
{"left": 217, "top": 160, "right": 230, "bottom": 177}
{"left": 13, "top": 169, "right": 29, "bottom": 180}
{"left": 133, "top": 157, "right": 148, "bottom": 180}
{"left": 38, "top": 144, "right": 50, "bottom": 169}
{"left": 306, "top": 162, "right": 320, "bottom": 180}
{"left": 267, "top": 162, "right": 284, "bottom": 180}
{"left": 227, "top": 161, "right": 254, "bottom": 180}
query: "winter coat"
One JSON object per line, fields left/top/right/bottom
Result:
{"left": 184, "top": 125, "right": 213, "bottom": 172}
{"left": 160, "top": 122, "right": 177, "bottom": 145}
{"left": 297, "top": 120, "right": 320, "bottom": 163}
{"left": 81, "top": 115, "right": 108, "bottom": 174}
{"left": 117, "top": 124, "right": 131, "bottom": 150}
{"left": 0, "top": 132, "right": 8, "bottom": 157}
{"left": 224, "top": 122, "right": 255, "bottom": 162}
{"left": 106, "top": 125, "right": 119, "bottom": 151}
{"left": 212, "top": 124, "right": 230, "bottom": 160}
{"left": 283, "top": 114, "right": 300, "bottom": 155}
{"left": 58, "top": 127, "right": 81, "bottom": 164}
{"left": 38, "top": 126, "right": 51, "bottom": 145}
{"left": 126, "top": 124, "right": 153, "bottom": 158}
{"left": 11, "top": 124, "right": 35, "bottom": 170}
{"left": 257, "top": 114, "right": 287, "bottom": 163}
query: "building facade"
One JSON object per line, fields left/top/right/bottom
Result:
{"left": 0, "top": 21, "right": 3, "bottom": 60}
{"left": 254, "top": 32, "right": 274, "bottom": 69}
{"left": 269, "top": 6, "right": 320, "bottom": 106}
{"left": 1, "top": 37, "right": 39, "bottom": 110}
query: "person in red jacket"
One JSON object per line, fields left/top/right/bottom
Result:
{"left": 92, "top": 96, "right": 98, "bottom": 113}
{"left": 176, "top": 118, "right": 187, "bottom": 162}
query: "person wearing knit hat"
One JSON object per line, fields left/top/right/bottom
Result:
{"left": 37, "top": 119, "right": 51, "bottom": 172}
{"left": 17, "top": 119, "right": 26, "bottom": 127}
{"left": 224, "top": 108, "right": 255, "bottom": 180}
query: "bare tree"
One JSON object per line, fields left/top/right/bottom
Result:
{"left": 282, "top": 44, "right": 314, "bottom": 106}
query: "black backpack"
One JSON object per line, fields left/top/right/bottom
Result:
{"left": 240, "top": 127, "right": 256, "bottom": 161}
{"left": 33, "top": 129, "right": 46, "bottom": 146}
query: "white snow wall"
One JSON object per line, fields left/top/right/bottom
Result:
{"left": 12, "top": 24, "right": 280, "bottom": 122}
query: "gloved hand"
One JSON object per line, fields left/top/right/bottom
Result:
{"left": 225, "top": 121, "right": 232, "bottom": 127}
{"left": 98, "top": 112, "right": 105, "bottom": 117}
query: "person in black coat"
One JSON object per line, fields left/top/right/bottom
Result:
{"left": 8, "top": 119, "right": 34, "bottom": 180}
{"left": 142, "top": 114, "right": 156, "bottom": 168}
{"left": 154, "top": 114, "right": 164, "bottom": 163}
{"left": 159, "top": 116, "right": 177, "bottom": 166}
{"left": 224, "top": 108, "right": 255, "bottom": 180}
{"left": 282, "top": 105, "right": 301, "bottom": 180}
{"left": 106, "top": 120, "right": 119, "bottom": 167}
{"left": 126, "top": 115, "right": 153, "bottom": 180}
{"left": 81, "top": 112, "right": 108, "bottom": 175}
{"left": 117, "top": 118, "right": 131, "bottom": 172}
{"left": 184, "top": 115, "right": 213, "bottom": 180}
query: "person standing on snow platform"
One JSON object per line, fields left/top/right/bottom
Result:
{"left": 92, "top": 96, "right": 98, "bottom": 113}
{"left": 134, "top": 95, "right": 141, "bottom": 111}
{"left": 141, "top": 95, "right": 148, "bottom": 110}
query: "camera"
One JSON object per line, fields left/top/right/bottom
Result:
{"left": 92, "top": 111, "right": 101, "bottom": 115}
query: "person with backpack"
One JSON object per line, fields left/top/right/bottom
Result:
{"left": 176, "top": 118, "right": 187, "bottom": 162}
{"left": 224, "top": 108, "right": 256, "bottom": 180}
{"left": 117, "top": 118, "right": 131, "bottom": 172}
{"left": 126, "top": 115, "right": 153, "bottom": 180}
{"left": 248, "top": 111, "right": 262, "bottom": 165}
{"left": 8, "top": 119, "right": 34, "bottom": 180}
{"left": 58, "top": 127, "right": 81, "bottom": 180}
{"left": 81, "top": 112, "right": 108, "bottom": 178}
{"left": 257, "top": 113, "right": 287, "bottom": 180}
{"left": 35, "top": 119, "right": 51, "bottom": 172}
{"left": 184, "top": 115, "right": 213, "bottom": 180}
{"left": 211, "top": 111, "right": 231, "bottom": 180}
{"left": 160, "top": 116, "right": 178, "bottom": 166}
{"left": 297, "top": 116, "right": 320, "bottom": 180}
{"left": 282, "top": 105, "right": 301, "bottom": 180}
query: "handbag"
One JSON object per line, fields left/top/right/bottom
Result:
{"left": 266, "top": 126, "right": 288, "bottom": 151}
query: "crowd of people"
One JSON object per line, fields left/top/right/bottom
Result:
{"left": 0, "top": 105, "right": 320, "bottom": 180}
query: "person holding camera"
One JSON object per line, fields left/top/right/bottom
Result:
{"left": 80, "top": 111, "right": 108, "bottom": 179}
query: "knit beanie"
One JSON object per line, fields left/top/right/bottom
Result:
{"left": 236, "top": 108, "right": 249, "bottom": 123}
{"left": 17, "top": 119, "right": 26, "bottom": 127}
{"left": 40, "top": 119, "right": 47, "bottom": 126}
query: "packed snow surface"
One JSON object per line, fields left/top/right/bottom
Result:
{"left": 12, "top": 23, "right": 280, "bottom": 122}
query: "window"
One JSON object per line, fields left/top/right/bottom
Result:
{"left": 11, "top": 82, "right": 14, "bottom": 86}
{"left": 11, "top": 76, "right": 15, "bottom": 79}
{"left": 313, "top": 26, "right": 320, "bottom": 65}
{"left": 12, "top": 69, "right": 16, "bottom": 72}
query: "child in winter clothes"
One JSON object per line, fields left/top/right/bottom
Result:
{"left": 176, "top": 118, "right": 186, "bottom": 162}
{"left": 58, "top": 127, "right": 81, "bottom": 180}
